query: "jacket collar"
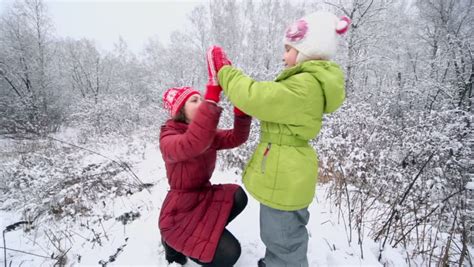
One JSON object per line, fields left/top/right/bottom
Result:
{"left": 275, "top": 60, "right": 338, "bottom": 81}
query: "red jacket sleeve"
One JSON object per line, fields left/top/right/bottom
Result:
{"left": 213, "top": 115, "right": 251, "bottom": 150}
{"left": 160, "top": 101, "right": 222, "bottom": 163}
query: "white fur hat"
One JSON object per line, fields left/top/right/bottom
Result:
{"left": 284, "top": 11, "right": 351, "bottom": 63}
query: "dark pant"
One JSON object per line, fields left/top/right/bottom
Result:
{"left": 165, "top": 187, "right": 248, "bottom": 267}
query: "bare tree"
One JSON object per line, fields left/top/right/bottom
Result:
{"left": 0, "top": 0, "right": 62, "bottom": 135}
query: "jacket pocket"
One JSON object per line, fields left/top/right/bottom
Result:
{"left": 261, "top": 143, "right": 272, "bottom": 174}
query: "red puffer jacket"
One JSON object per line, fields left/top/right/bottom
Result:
{"left": 158, "top": 101, "right": 251, "bottom": 262}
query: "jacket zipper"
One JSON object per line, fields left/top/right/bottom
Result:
{"left": 261, "top": 143, "right": 272, "bottom": 174}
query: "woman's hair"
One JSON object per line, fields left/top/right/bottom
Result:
{"left": 172, "top": 106, "right": 187, "bottom": 123}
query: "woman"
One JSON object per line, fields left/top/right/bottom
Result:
{"left": 159, "top": 82, "right": 251, "bottom": 266}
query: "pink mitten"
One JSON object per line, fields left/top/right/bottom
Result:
{"left": 206, "top": 45, "right": 232, "bottom": 86}
{"left": 204, "top": 84, "right": 222, "bottom": 103}
{"left": 233, "top": 106, "right": 248, "bottom": 117}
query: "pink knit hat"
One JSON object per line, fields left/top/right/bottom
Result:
{"left": 163, "top": 86, "right": 201, "bottom": 117}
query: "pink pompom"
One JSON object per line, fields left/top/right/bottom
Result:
{"left": 336, "top": 16, "right": 351, "bottom": 35}
{"left": 285, "top": 19, "right": 308, "bottom": 42}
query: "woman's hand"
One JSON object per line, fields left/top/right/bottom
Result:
{"left": 234, "top": 106, "right": 248, "bottom": 117}
{"left": 204, "top": 84, "right": 222, "bottom": 103}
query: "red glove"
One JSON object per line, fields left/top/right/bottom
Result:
{"left": 234, "top": 106, "right": 248, "bottom": 117}
{"left": 206, "top": 45, "right": 232, "bottom": 86}
{"left": 204, "top": 84, "right": 222, "bottom": 103}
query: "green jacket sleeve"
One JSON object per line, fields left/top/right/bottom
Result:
{"left": 218, "top": 66, "right": 312, "bottom": 125}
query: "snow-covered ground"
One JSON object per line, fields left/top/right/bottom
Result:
{"left": 1, "top": 139, "right": 409, "bottom": 266}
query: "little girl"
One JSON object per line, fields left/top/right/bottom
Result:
{"left": 207, "top": 11, "right": 350, "bottom": 267}
{"left": 158, "top": 80, "right": 251, "bottom": 266}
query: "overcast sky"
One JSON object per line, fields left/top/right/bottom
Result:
{"left": 0, "top": 0, "right": 207, "bottom": 53}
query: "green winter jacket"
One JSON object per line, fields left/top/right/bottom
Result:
{"left": 218, "top": 60, "right": 345, "bottom": 211}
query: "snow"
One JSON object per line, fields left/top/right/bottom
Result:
{"left": 0, "top": 139, "right": 410, "bottom": 266}
{"left": 466, "top": 181, "right": 474, "bottom": 190}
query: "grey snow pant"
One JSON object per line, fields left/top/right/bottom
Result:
{"left": 260, "top": 203, "right": 310, "bottom": 267}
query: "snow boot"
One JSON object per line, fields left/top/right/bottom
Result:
{"left": 162, "top": 239, "right": 187, "bottom": 265}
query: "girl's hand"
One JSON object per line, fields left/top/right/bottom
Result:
{"left": 206, "top": 45, "right": 232, "bottom": 86}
